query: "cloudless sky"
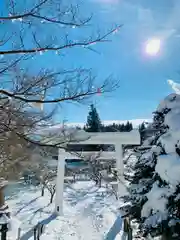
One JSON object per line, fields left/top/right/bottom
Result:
{"left": 56, "top": 0, "right": 180, "bottom": 124}
{"left": 2, "top": 0, "right": 180, "bottom": 124}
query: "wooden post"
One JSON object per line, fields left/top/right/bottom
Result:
{"left": 1, "top": 224, "right": 8, "bottom": 240}
{"left": 33, "top": 223, "right": 44, "bottom": 240}
{"left": 17, "top": 227, "right": 21, "bottom": 240}
{"left": 123, "top": 217, "right": 132, "bottom": 240}
{"left": 33, "top": 227, "right": 37, "bottom": 240}
{"left": 0, "top": 187, "right": 5, "bottom": 208}
{"left": 0, "top": 179, "right": 8, "bottom": 209}
{"left": 0, "top": 181, "right": 10, "bottom": 219}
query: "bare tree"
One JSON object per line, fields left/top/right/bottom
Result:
{"left": 34, "top": 162, "right": 56, "bottom": 197}
{"left": 35, "top": 155, "right": 58, "bottom": 202}
{"left": 72, "top": 150, "right": 114, "bottom": 186}
{"left": 0, "top": 1, "right": 121, "bottom": 209}
{"left": 0, "top": 99, "right": 41, "bottom": 180}
{"left": 0, "top": 0, "right": 120, "bottom": 151}
{"left": 36, "top": 169, "right": 56, "bottom": 204}
{"left": 46, "top": 181, "right": 56, "bottom": 204}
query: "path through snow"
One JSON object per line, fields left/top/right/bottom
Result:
{"left": 7, "top": 181, "right": 122, "bottom": 239}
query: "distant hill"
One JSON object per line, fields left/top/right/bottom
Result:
{"left": 66, "top": 119, "right": 152, "bottom": 128}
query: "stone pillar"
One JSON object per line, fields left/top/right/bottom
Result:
{"left": 55, "top": 148, "right": 66, "bottom": 215}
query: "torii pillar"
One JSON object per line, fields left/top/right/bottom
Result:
{"left": 55, "top": 148, "right": 66, "bottom": 215}
{"left": 115, "top": 145, "right": 124, "bottom": 198}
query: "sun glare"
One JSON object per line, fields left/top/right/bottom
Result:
{"left": 145, "top": 38, "right": 161, "bottom": 56}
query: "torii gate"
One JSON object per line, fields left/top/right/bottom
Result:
{"left": 55, "top": 130, "right": 140, "bottom": 215}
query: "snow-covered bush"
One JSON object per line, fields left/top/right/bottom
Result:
{"left": 124, "top": 93, "right": 180, "bottom": 239}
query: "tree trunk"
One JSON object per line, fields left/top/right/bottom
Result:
{"left": 161, "top": 232, "right": 172, "bottom": 240}
{"left": 73, "top": 174, "right": 76, "bottom": 183}
{"left": 41, "top": 186, "right": 45, "bottom": 197}
{"left": 161, "top": 234, "right": 168, "bottom": 240}
{"left": 50, "top": 192, "right": 55, "bottom": 204}
{"left": 50, "top": 194, "right": 53, "bottom": 204}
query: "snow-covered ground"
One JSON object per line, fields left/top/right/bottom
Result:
{"left": 7, "top": 181, "right": 122, "bottom": 240}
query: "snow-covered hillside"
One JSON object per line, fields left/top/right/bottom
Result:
{"left": 66, "top": 119, "right": 151, "bottom": 128}
{"left": 7, "top": 181, "right": 122, "bottom": 240}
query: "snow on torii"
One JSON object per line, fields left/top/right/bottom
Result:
{"left": 50, "top": 128, "right": 141, "bottom": 215}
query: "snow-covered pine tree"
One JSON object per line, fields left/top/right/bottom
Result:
{"left": 124, "top": 93, "right": 180, "bottom": 239}
{"left": 139, "top": 122, "right": 146, "bottom": 143}
{"left": 85, "top": 104, "right": 102, "bottom": 132}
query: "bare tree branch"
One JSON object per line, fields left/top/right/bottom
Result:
{"left": 0, "top": 0, "right": 121, "bottom": 182}
{"left": 0, "top": 25, "right": 122, "bottom": 55}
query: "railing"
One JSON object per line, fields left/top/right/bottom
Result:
{"left": 123, "top": 217, "right": 133, "bottom": 240}
{"left": 33, "top": 223, "right": 45, "bottom": 240}
{"left": 0, "top": 220, "right": 44, "bottom": 240}
{"left": 0, "top": 210, "right": 10, "bottom": 240}
{"left": 0, "top": 223, "right": 8, "bottom": 240}
{"left": 104, "top": 215, "right": 133, "bottom": 240}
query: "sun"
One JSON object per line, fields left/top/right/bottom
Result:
{"left": 145, "top": 38, "right": 161, "bottom": 56}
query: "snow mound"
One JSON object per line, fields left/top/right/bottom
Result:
{"left": 157, "top": 93, "right": 180, "bottom": 131}
{"left": 156, "top": 154, "right": 180, "bottom": 187}
{"left": 157, "top": 93, "right": 180, "bottom": 112}
{"left": 142, "top": 182, "right": 171, "bottom": 218}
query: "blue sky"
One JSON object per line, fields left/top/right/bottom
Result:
{"left": 2, "top": 0, "right": 180, "bottom": 124}
{"left": 56, "top": 0, "right": 180, "bottom": 124}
